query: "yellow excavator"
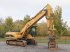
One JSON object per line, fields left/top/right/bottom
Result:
{"left": 5, "top": 4, "right": 57, "bottom": 48}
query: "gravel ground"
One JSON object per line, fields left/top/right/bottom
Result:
{"left": 0, "top": 42, "right": 70, "bottom": 52}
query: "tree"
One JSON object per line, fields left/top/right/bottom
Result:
{"left": 0, "top": 25, "right": 5, "bottom": 37}
{"left": 13, "top": 20, "right": 23, "bottom": 31}
{"left": 12, "top": 15, "right": 31, "bottom": 32}
{"left": 0, "top": 18, "right": 3, "bottom": 24}
{"left": 0, "top": 18, "right": 5, "bottom": 37}
{"left": 54, "top": 6, "right": 67, "bottom": 36}
{"left": 23, "top": 15, "right": 31, "bottom": 25}
{"left": 5, "top": 16, "right": 13, "bottom": 31}
{"left": 37, "top": 22, "right": 48, "bottom": 36}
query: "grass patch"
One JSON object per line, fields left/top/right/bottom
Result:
{"left": 57, "top": 39, "right": 70, "bottom": 44}
{"left": 35, "top": 37, "right": 70, "bottom": 44}
{"left": 35, "top": 37, "right": 48, "bottom": 43}
{"left": 0, "top": 38, "right": 6, "bottom": 41}
{"left": 0, "top": 37, "right": 70, "bottom": 44}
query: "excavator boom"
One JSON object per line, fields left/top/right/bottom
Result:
{"left": 20, "top": 9, "right": 47, "bottom": 36}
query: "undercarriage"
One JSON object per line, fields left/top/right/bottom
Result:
{"left": 6, "top": 39, "right": 37, "bottom": 47}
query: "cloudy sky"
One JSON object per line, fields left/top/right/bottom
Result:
{"left": 0, "top": 0, "right": 70, "bottom": 27}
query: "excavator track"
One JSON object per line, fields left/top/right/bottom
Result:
{"left": 6, "top": 40, "right": 27, "bottom": 47}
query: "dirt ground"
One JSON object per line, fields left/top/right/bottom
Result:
{"left": 0, "top": 42, "right": 69, "bottom": 52}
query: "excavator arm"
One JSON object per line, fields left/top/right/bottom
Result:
{"left": 20, "top": 4, "right": 53, "bottom": 38}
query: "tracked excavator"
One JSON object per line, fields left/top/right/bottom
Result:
{"left": 5, "top": 4, "right": 57, "bottom": 48}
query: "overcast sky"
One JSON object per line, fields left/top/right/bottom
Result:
{"left": 0, "top": 0, "right": 70, "bottom": 27}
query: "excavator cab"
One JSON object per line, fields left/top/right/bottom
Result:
{"left": 29, "top": 25, "right": 37, "bottom": 37}
{"left": 25, "top": 25, "right": 37, "bottom": 45}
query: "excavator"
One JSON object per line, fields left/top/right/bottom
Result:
{"left": 5, "top": 4, "right": 57, "bottom": 48}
